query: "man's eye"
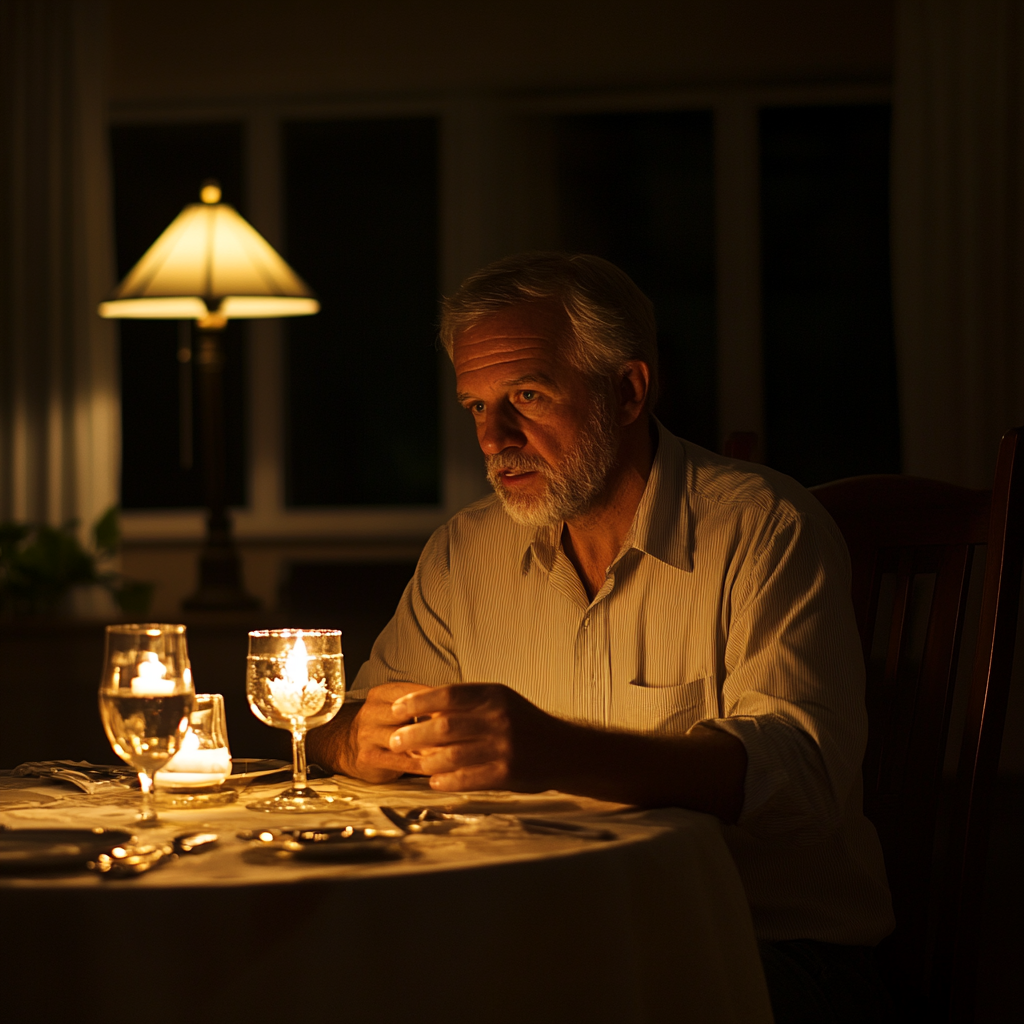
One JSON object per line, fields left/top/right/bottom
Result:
{"left": 520, "top": 390, "right": 536, "bottom": 402}
{"left": 471, "top": 401, "right": 485, "bottom": 413}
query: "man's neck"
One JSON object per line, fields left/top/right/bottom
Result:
{"left": 561, "top": 416, "right": 656, "bottom": 600}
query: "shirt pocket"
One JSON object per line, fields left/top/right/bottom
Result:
{"left": 612, "top": 674, "right": 718, "bottom": 736}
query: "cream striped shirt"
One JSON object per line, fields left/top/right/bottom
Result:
{"left": 352, "top": 420, "right": 895, "bottom": 944}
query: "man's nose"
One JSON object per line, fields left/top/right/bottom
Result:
{"left": 478, "top": 404, "right": 526, "bottom": 455}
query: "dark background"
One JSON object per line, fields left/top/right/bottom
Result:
{"left": 114, "top": 106, "right": 900, "bottom": 507}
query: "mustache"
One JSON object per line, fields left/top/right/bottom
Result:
{"left": 485, "top": 451, "right": 549, "bottom": 475}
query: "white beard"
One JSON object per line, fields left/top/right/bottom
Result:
{"left": 485, "top": 396, "right": 619, "bottom": 528}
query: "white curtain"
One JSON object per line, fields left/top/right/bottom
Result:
{"left": 0, "top": 0, "right": 119, "bottom": 533}
{"left": 893, "top": 0, "right": 1024, "bottom": 488}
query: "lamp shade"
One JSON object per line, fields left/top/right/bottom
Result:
{"left": 99, "top": 196, "right": 319, "bottom": 321}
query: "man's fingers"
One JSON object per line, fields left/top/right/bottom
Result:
{"left": 413, "top": 740, "right": 498, "bottom": 774}
{"left": 372, "top": 682, "right": 433, "bottom": 700}
{"left": 367, "top": 682, "right": 433, "bottom": 724}
{"left": 389, "top": 713, "right": 491, "bottom": 752}
{"left": 429, "top": 761, "right": 508, "bottom": 792}
{"left": 361, "top": 717, "right": 414, "bottom": 750}
{"left": 358, "top": 745, "right": 427, "bottom": 776}
{"left": 392, "top": 683, "right": 496, "bottom": 720}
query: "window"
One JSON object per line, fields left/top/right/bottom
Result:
{"left": 557, "top": 111, "right": 718, "bottom": 450}
{"left": 283, "top": 118, "right": 440, "bottom": 507}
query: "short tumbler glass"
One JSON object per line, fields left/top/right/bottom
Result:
{"left": 158, "top": 693, "right": 238, "bottom": 807}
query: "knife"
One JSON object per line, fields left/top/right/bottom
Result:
{"left": 89, "top": 841, "right": 176, "bottom": 878}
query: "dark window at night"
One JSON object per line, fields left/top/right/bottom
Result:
{"left": 557, "top": 111, "right": 718, "bottom": 451}
{"left": 760, "top": 104, "right": 900, "bottom": 486}
{"left": 284, "top": 118, "right": 440, "bottom": 507}
{"left": 111, "top": 122, "right": 248, "bottom": 509}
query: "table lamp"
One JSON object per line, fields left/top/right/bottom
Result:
{"left": 99, "top": 181, "right": 319, "bottom": 610}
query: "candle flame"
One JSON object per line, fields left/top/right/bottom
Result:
{"left": 131, "top": 653, "right": 176, "bottom": 696}
{"left": 286, "top": 634, "right": 309, "bottom": 688}
{"left": 267, "top": 632, "right": 327, "bottom": 718}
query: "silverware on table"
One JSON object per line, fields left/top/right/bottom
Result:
{"left": 236, "top": 825, "right": 401, "bottom": 842}
{"left": 378, "top": 805, "right": 616, "bottom": 841}
{"left": 87, "top": 831, "right": 220, "bottom": 878}
{"left": 172, "top": 831, "right": 220, "bottom": 854}
{"left": 88, "top": 841, "right": 175, "bottom": 878}
{"left": 236, "top": 825, "right": 405, "bottom": 862}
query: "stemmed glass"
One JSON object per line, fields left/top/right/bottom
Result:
{"left": 98, "top": 623, "right": 195, "bottom": 828}
{"left": 246, "top": 629, "right": 345, "bottom": 812}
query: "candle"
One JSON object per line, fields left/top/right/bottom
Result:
{"left": 164, "top": 728, "right": 232, "bottom": 776}
{"left": 130, "top": 653, "right": 176, "bottom": 696}
{"left": 267, "top": 633, "right": 327, "bottom": 717}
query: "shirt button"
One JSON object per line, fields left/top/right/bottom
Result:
{"left": 583, "top": 616, "right": 590, "bottom": 628}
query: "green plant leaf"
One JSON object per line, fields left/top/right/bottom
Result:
{"left": 0, "top": 511, "right": 155, "bottom": 618}
{"left": 112, "top": 579, "right": 155, "bottom": 614}
{"left": 93, "top": 506, "right": 120, "bottom": 557}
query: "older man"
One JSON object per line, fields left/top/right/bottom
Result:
{"left": 309, "top": 252, "right": 894, "bottom": 1021}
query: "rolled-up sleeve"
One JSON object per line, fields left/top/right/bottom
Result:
{"left": 703, "top": 511, "right": 866, "bottom": 845}
{"left": 348, "top": 525, "right": 462, "bottom": 700}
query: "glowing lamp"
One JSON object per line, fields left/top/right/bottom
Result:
{"left": 99, "top": 182, "right": 319, "bottom": 610}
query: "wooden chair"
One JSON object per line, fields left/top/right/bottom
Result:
{"left": 721, "top": 430, "right": 759, "bottom": 462}
{"left": 811, "top": 427, "right": 1024, "bottom": 1022}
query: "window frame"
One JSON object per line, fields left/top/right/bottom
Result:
{"left": 111, "top": 82, "right": 889, "bottom": 545}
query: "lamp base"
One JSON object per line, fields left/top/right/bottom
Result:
{"left": 183, "top": 543, "right": 261, "bottom": 611}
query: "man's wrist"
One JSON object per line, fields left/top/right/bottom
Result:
{"left": 536, "top": 717, "right": 747, "bottom": 819}
{"left": 338, "top": 700, "right": 363, "bottom": 775}
{"left": 308, "top": 701, "right": 362, "bottom": 775}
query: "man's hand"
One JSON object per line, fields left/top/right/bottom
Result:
{"left": 388, "top": 682, "right": 748, "bottom": 820}
{"left": 307, "top": 682, "right": 433, "bottom": 782}
{"left": 388, "top": 683, "right": 567, "bottom": 792}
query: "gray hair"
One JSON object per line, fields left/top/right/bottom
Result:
{"left": 439, "top": 252, "right": 659, "bottom": 408}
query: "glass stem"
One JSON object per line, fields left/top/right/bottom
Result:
{"left": 138, "top": 770, "right": 158, "bottom": 825}
{"left": 291, "top": 727, "right": 308, "bottom": 790}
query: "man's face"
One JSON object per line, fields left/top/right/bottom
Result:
{"left": 453, "top": 301, "right": 619, "bottom": 527}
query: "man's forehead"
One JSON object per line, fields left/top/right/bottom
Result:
{"left": 456, "top": 300, "right": 569, "bottom": 347}
{"left": 456, "top": 303, "right": 577, "bottom": 387}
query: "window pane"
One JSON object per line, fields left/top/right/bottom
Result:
{"left": 760, "top": 105, "right": 900, "bottom": 485}
{"left": 111, "top": 123, "right": 247, "bottom": 509}
{"left": 284, "top": 118, "right": 440, "bottom": 506}
{"left": 557, "top": 111, "right": 717, "bottom": 451}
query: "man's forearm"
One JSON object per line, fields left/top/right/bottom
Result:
{"left": 388, "top": 684, "right": 749, "bottom": 821}
{"left": 549, "top": 720, "right": 748, "bottom": 822}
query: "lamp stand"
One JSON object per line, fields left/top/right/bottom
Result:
{"left": 183, "top": 322, "right": 260, "bottom": 611}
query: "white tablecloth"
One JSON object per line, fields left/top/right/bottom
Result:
{"left": 0, "top": 773, "right": 772, "bottom": 1023}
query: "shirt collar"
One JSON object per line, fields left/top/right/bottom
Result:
{"left": 523, "top": 417, "right": 693, "bottom": 576}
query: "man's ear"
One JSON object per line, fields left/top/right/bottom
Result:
{"left": 618, "top": 361, "right": 651, "bottom": 425}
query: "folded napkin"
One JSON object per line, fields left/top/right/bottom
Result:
{"left": 12, "top": 760, "right": 138, "bottom": 795}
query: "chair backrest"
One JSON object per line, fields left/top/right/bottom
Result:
{"left": 721, "top": 430, "right": 759, "bottom": 462}
{"left": 811, "top": 426, "right": 1024, "bottom": 1022}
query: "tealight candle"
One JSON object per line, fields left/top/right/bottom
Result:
{"left": 164, "top": 728, "right": 232, "bottom": 777}
{"left": 130, "top": 653, "right": 176, "bottom": 696}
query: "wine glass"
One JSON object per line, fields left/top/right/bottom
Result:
{"left": 246, "top": 629, "right": 345, "bottom": 812}
{"left": 98, "top": 623, "right": 195, "bottom": 828}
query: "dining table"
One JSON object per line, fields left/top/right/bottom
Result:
{"left": 0, "top": 766, "right": 773, "bottom": 1023}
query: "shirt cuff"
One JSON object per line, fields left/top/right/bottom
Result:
{"left": 702, "top": 714, "right": 840, "bottom": 843}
